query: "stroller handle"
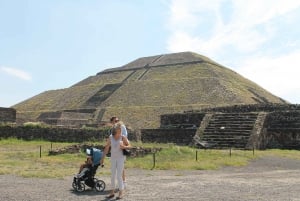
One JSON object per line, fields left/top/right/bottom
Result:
{"left": 94, "top": 163, "right": 104, "bottom": 168}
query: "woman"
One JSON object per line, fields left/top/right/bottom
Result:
{"left": 100, "top": 122, "right": 131, "bottom": 199}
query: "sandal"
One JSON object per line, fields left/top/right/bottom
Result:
{"left": 105, "top": 194, "right": 114, "bottom": 199}
{"left": 116, "top": 196, "right": 123, "bottom": 200}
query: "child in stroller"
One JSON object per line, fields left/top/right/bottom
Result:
{"left": 72, "top": 147, "right": 106, "bottom": 192}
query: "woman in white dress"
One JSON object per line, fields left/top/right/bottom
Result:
{"left": 100, "top": 122, "right": 131, "bottom": 199}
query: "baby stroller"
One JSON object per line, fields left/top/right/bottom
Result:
{"left": 72, "top": 147, "right": 106, "bottom": 192}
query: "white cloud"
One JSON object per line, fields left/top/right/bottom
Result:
{"left": 165, "top": 0, "right": 300, "bottom": 103}
{"left": 168, "top": 0, "right": 221, "bottom": 30}
{"left": 231, "top": 0, "right": 300, "bottom": 26}
{"left": 0, "top": 66, "right": 32, "bottom": 81}
{"left": 166, "top": 0, "right": 300, "bottom": 56}
{"left": 236, "top": 51, "right": 300, "bottom": 103}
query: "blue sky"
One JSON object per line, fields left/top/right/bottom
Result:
{"left": 1, "top": 0, "right": 300, "bottom": 107}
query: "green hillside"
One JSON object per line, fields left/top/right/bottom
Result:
{"left": 13, "top": 52, "right": 287, "bottom": 128}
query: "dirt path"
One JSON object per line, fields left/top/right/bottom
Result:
{"left": 1, "top": 156, "right": 300, "bottom": 201}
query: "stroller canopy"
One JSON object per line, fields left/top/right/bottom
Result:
{"left": 86, "top": 148, "right": 102, "bottom": 166}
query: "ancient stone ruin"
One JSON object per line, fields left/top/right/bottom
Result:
{"left": 7, "top": 52, "right": 300, "bottom": 150}
{"left": 1, "top": 104, "right": 300, "bottom": 150}
{"left": 37, "top": 109, "right": 96, "bottom": 128}
{"left": 141, "top": 104, "right": 300, "bottom": 150}
{"left": 48, "top": 143, "right": 162, "bottom": 158}
{"left": 14, "top": 52, "right": 286, "bottom": 130}
{"left": 0, "top": 107, "right": 16, "bottom": 123}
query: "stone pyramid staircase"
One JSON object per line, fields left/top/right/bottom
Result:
{"left": 200, "top": 113, "right": 259, "bottom": 148}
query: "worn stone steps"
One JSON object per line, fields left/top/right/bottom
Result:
{"left": 205, "top": 126, "right": 254, "bottom": 130}
{"left": 206, "top": 122, "right": 255, "bottom": 125}
{"left": 201, "top": 112, "right": 258, "bottom": 149}
{"left": 210, "top": 115, "right": 257, "bottom": 119}
{"left": 206, "top": 127, "right": 253, "bottom": 131}
{"left": 205, "top": 133, "right": 252, "bottom": 137}
{"left": 202, "top": 133, "right": 251, "bottom": 137}
{"left": 210, "top": 117, "right": 257, "bottom": 121}
{"left": 204, "top": 141, "right": 249, "bottom": 146}
{"left": 207, "top": 118, "right": 253, "bottom": 124}
{"left": 202, "top": 135, "right": 250, "bottom": 139}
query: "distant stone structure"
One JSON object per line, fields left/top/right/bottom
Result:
{"left": 160, "top": 113, "right": 205, "bottom": 129}
{"left": 0, "top": 126, "right": 105, "bottom": 142}
{"left": 1, "top": 103, "right": 300, "bottom": 150}
{"left": 37, "top": 109, "right": 96, "bottom": 128}
{"left": 141, "top": 104, "right": 300, "bottom": 150}
{"left": 0, "top": 107, "right": 16, "bottom": 123}
{"left": 141, "top": 128, "right": 197, "bottom": 145}
{"left": 14, "top": 52, "right": 287, "bottom": 130}
{"left": 0, "top": 125, "right": 137, "bottom": 142}
{"left": 10, "top": 52, "right": 299, "bottom": 149}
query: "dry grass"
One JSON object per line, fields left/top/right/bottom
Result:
{"left": 126, "top": 145, "right": 259, "bottom": 170}
{"left": 1, "top": 138, "right": 300, "bottom": 178}
{"left": 0, "top": 138, "right": 82, "bottom": 178}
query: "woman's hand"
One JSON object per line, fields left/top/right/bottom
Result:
{"left": 119, "top": 141, "right": 126, "bottom": 149}
{"left": 122, "top": 136, "right": 131, "bottom": 148}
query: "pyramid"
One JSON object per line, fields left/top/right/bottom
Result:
{"left": 13, "top": 52, "right": 287, "bottom": 129}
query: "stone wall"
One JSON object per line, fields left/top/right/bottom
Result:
{"left": 49, "top": 144, "right": 162, "bottom": 158}
{"left": 0, "top": 126, "right": 137, "bottom": 142}
{"left": 37, "top": 111, "right": 61, "bottom": 125}
{"left": 141, "top": 128, "right": 197, "bottom": 145}
{"left": 264, "top": 111, "right": 300, "bottom": 149}
{"left": 189, "top": 103, "right": 300, "bottom": 113}
{"left": 0, "top": 107, "right": 16, "bottom": 123}
{"left": 3, "top": 104, "right": 300, "bottom": 149}
{"left": 159, "top": 105, "right": 300, "bottom": 149}
{"left": 160, "top": 113, "right": 205, "bottom": 128}
{"left": 37, "top": 109, "right": 96, "bottom": 128}
{"left": 0, "top": 126, "right": 105, "bottom": 142}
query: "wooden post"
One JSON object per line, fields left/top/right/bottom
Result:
{"left": 196, "top": 150, "right": 198, "bottom": 161}
{"left": 40, "top": 145, "right": 42, "bottom": 158}
{"left": 151, "top": 153, "right": 156, "bottom": 170}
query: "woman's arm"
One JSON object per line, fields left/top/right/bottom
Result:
{"left": 121, "top": 136, "right": 131, "bottom": 149}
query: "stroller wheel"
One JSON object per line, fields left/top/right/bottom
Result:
{"left": 72, "top": 177, "right": 79, "bottom": 190}
{"left": 95, "top": 179, "right": 106, "bottom": 192}
{"left": 75, "top": 180, "right": 85, "bottom": 192}
{"left": 72, "top": 181, "right": 77, "bottom": 190}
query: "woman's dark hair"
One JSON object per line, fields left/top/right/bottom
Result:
{"left": 110, "top": 116, "right": 119, "bottom": 122}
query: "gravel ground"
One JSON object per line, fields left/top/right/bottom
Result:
{"left": 1, "top": 156, "right": 300, "bottom": 201}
